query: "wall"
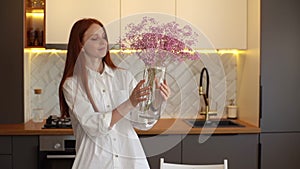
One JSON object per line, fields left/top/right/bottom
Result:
{"left": 24, "top": 50, "right": 239, "bottom": 122}
{"left": 237, "top": 0, "right": 260, "bottom": 126}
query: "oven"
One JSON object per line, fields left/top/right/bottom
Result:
{"left": 39, "top": 135, "right": 76, "bottom": 169}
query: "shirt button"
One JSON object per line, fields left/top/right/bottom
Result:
{"left": 115, "top": 155, "right": 118, "bottom": 158}
{"left": 102, "top": 89, "right": 105, "bottom": 93}
{"left": 113, "top": 138, "right": 116, "bottom": 141}
{"left": 107, "top": 105, "right": 110, "bottom": 108}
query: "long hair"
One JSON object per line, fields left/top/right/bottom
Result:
{"left": 59, "top": 18, "right": 117, "bottom": 117}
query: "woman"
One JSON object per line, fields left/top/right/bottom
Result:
{"left": 58, "top": 18, "right": 170, "bottom": 169}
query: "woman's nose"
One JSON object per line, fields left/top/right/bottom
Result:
{"left": 99, "top": 39, "right": 107, "bottom": 45}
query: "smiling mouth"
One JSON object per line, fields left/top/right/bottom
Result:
{"left": 98, "top": 47, "right": 106, "bottom": 51}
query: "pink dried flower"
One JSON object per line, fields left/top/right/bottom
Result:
{"left": 120, "top": 16, "right": 201, "bottom": 66}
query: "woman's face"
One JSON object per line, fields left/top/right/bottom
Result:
{"left": 82, "top": 23, "right": 108, "bottom": 59}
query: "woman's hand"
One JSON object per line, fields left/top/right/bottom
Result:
{"left": 156, "top": 79, "right": 171, "bottom": 101}
{"left": 129, "top": 80, "right": 151, "bottom": 107}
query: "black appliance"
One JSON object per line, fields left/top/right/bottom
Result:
{"left": 40, "top": 115, "right": 75, "bottom": 169}
{"left": 39, "top": 135, "right": 76, "bottom": 169}
{"left": 43, "top": 115, "right": 72, "bottom": 129}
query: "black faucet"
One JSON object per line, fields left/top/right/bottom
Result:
{"left": 199, "top": 67, "right": 216, "bottom": 121}
{"left": 199, "top": 67, "right": 209, "bottom": 107}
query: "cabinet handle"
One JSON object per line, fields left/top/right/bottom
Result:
{"left": 46, "top": 155, "right": 75, "bottom": 159}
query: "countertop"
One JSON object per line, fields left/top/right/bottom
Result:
{"left": 0, "top": 118, "right": 260, "bottom": 136}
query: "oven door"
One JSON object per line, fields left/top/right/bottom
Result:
{"left": 39, "top": 151, "right": 75, "bottom": 169}
{"left": 39, "top": 136, "right": 75, "bottom": 169}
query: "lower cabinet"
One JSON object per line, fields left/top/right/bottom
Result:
{"left": 0, "top": 136, "right": 12, "bottom": 169}
{"left": 139, "top": 135, "right": 182, "bottom": 169}
{"left": 140, "top": 134, "right": 259, "bottom": 169}
{"left": 1, "top": 134, "right": 260, "bottom": 169}
{"left": 182, "top": 134, "right": 259, "bottom": 169}
{"left": 260, "top": 133, "right": 300, "bottom": 169}
{"left": 12, "top": 136, "right": 39, "bottom": 169}
{"left": 0, "top": 155, "right": 12, "bottom": 169}
{"left": 0, "top": 136, "right": 38, "bottom": 169}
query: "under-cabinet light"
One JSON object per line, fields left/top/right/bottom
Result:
{"left": 26, "top": 12, "right": 44, "bottom": 18}
{"left": 25, "top": 48, "right": 244, "bottom": 55}
{"left": 24, "top": 48, "right": 66, "bottom": 53}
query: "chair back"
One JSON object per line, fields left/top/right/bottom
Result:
{"left": 160, "top": 158, "right": 228, "bottom": 169}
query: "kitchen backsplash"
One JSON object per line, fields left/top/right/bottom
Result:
{"left": 24, "top": 50, "right": 238, "bottom": 122}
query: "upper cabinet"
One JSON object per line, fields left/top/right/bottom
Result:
{"left": 45, "top": 0, "right": 120, "bottom": 45}
{"left": 176, "top": 0, "right": 247, "bottom": 49}
{"left": 44, "top": 0, "right": 246, "bottom": 49}
{"left": 119, "top": 0, "right": 176, "bottom": 44}
{"left": 121, "top": 0, "right": 175, "bottom": 17}
{"left": 25, "top": 0, "right": 45, "bottom": 48}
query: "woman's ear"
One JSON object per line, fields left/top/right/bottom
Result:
{"left": 80, "top": 43, "right": 85, "bottom": 52}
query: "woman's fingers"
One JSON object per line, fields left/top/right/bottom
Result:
{"left": 130, "top": 80, "right": 151, "bottom": 106}
{"left": 131, "top": 79, "right": 171, "bottom": 107}
{"left": 159, "top": 80, "right": 171, "bottom": 100}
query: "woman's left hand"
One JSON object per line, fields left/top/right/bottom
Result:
{"left": 156, "top": 79, "right": 171, "bottom": 101}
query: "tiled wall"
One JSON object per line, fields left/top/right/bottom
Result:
{"left": 24, "top": 50, "right": 238, "bottom": 122}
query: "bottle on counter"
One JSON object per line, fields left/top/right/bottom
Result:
{"left": 227, "top": 99, "right": 238, "bottom": 119}
{"left": 32, "top": 88, "right": 44, "bottom": 122}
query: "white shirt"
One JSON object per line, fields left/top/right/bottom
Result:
{"left": 63, "top": 64, "right": 156, "bottom": 169}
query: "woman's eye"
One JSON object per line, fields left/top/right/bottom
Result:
{"left": 91, "top": 36, "right": 99, "bottom": 41}
{"left": 91, "top": 36, "right": 106, "bottom": 41}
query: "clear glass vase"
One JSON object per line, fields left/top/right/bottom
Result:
{"left": 138, "top": 66, "right": 166, "bottom": 124}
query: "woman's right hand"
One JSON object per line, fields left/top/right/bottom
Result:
{"left": 129, "top": 80, "right": 151, "bottom": 107}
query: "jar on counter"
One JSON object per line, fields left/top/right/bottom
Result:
{"left": 32, "top": 89, "right": 44, "bottom": 122}
{"left": 227, "top": 99, "right": 238, "bottom": 119}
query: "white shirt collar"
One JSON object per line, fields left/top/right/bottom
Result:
{"left": 86, "top": 63, "right": 114, "bottom": 78}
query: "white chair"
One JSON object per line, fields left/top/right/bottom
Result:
{"left": 160, "top": 158, "right": 228, "bottom": 169}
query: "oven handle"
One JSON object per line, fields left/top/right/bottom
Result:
{"left": 46, "top": 155, "right": 76, "bottom": 159}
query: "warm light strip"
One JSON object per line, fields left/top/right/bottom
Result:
{"left": 25, "top": 48, "right": 244, "bottom": 55}
{"left": 24, "top": 48, "right": 67, "bottom": 53}
{"left": 216, "top": 49, "right": 245, "bottom": 55}
{"left": 26, "top": 13, "right": 44, "bottom": 17}
{"left": 110, "top": 49, "right": 245, "bottom": 55}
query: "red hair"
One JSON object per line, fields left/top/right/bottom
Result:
{"left": 59, "top": 18, "right": 117, "bottom": 117}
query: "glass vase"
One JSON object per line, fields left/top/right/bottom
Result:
{"left": 138, "top": 66, "right": 166, "bottom": 124}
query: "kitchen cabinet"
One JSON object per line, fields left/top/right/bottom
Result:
{"left": 260, "top": 0, "right": 300, "bottom": 168}
{"left": 182, "top": 134, "right": 259, "bottom": 169}
{"left": 120, "top": 0, "right": 176, "bottom": 42}
{"left": 46, "top": 0, "right": 176, "bottom": 46}
{"left": 13, "top": 136, "right": 39, "bottom": 169}
{"left": 121, "top": 0, "right": 175, "bottom": 17}
{"left": 139, "top": 135, "right": 181, "bottom": 169}
{"left": 260, "top": 0, "right": 300, "bottom": 132}
{"left": 44, "top": 0, "right": 247, "bottom": 49}
{"left": 0, "top": 136, "right": 38, "bottom": 169}
{"left": 260, "top": 133, "right": 300, "bottom": 169}
{"left": 46, "top": 0, "right": 120, "bottom": 46}
{"left": 0, "top": 155, "right": 12, "bottom": 169}
{"left": 176, "top": 0, "right": 247, "bottom": 49}
{"left": 0, "top": 0, "right": 24, "bottom": 124}
{"left": 0, "top": 136, "right": 12, "bottom": 169}
{"left": 24, "top": 0, "right": 45, "bottom": 48}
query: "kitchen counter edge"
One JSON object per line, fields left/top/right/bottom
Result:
{"left": 0, "top": 118, "right": 260, "bottom": 136}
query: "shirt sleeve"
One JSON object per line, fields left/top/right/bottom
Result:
{"left": 63, "top": 78, "right": 112, "bottom": 137}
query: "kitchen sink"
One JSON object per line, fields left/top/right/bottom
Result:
{"left": 184, "top": 119, "right": 245, "bottom": 128}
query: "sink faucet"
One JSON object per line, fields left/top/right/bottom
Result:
{"left": 199, "top": 67, "right": 217, "bottom": 121}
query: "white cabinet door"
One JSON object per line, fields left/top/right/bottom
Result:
{"left": 121, "top": 0, "right": 176, "bottom": 17}
{"left": 176, "top": 0, "right": 247, "bottom": 49}
{"left": 120, "top": 0, "right": 176, "bottom": 47}
{"left": 46, "top": 0, "right": 120, "bottom": 44}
